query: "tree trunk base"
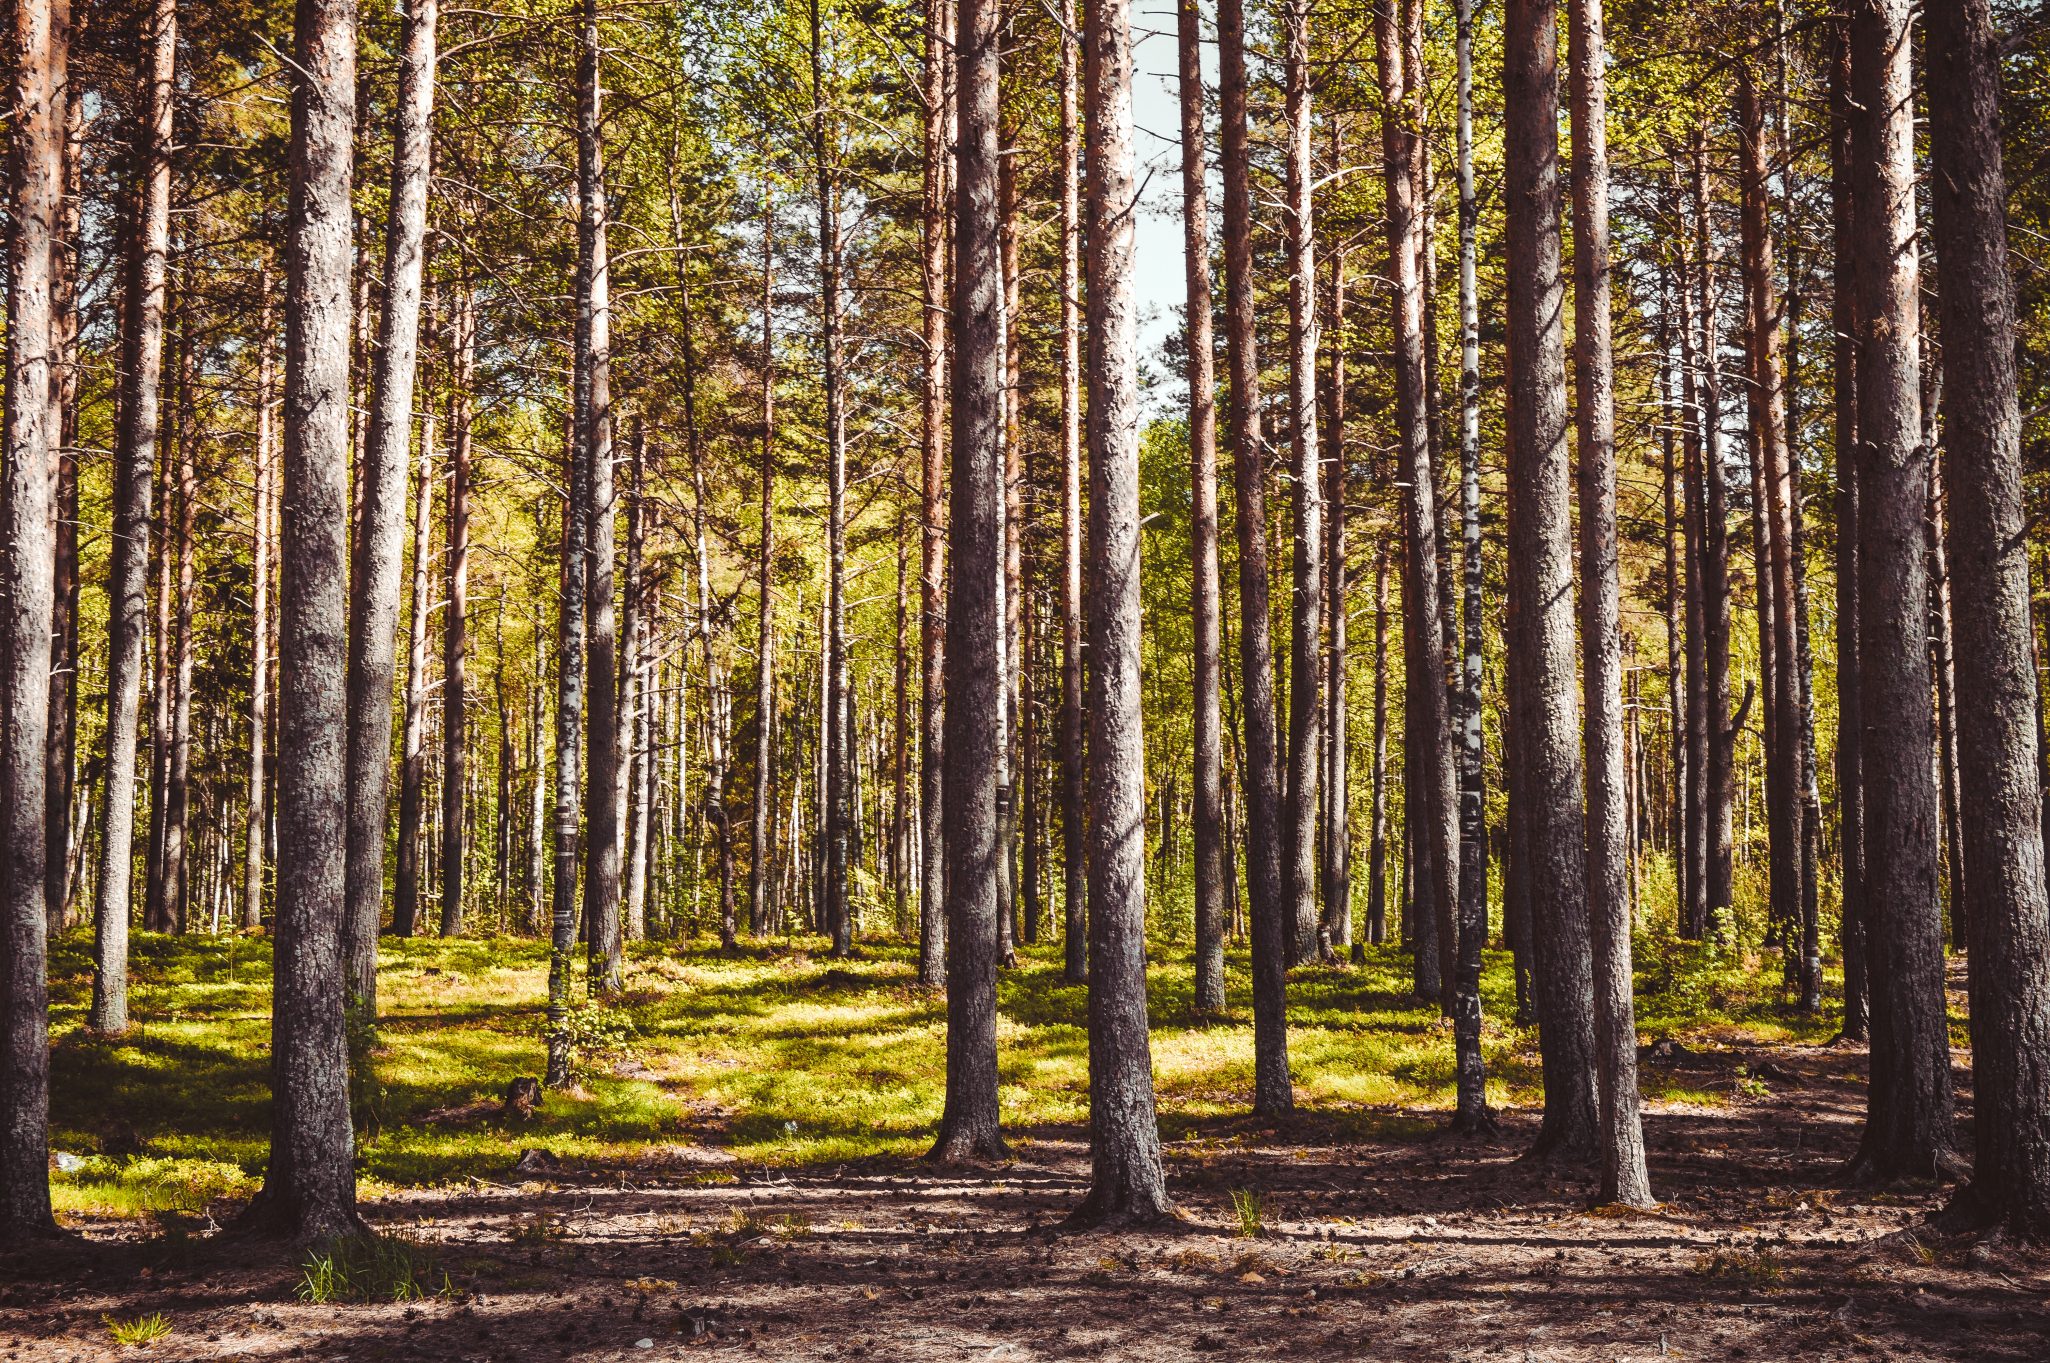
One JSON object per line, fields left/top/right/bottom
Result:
{"left": 1446, "top": 1105, "right": 1500, "bottom": 1139}
{"left": 1062, "top": 1187, "right": 1179, "bottom": 1231}
{"left": 234, "top": 1190, "right": 367, "bottom": 1247}
{"left": 1843, "top": 1139, "right": 1968, "bottom": 1189}
{"left": 927, "top": 1127, "right": 1010, "bottom": 1166}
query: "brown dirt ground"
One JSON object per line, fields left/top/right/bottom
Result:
{"left": 5, "top": 1036, "right": 2046, "bottom": 1362}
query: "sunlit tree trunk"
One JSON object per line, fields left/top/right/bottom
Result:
{"left": 342, "top": 0, "right": 438, "bottom": 1019}
{"left": 1828, "top": 24, "right": 1866, "bottom": 1040}
{"left": 1220, "top": 0, "right": 1291, "bottom": 1118}
{"left": 1069, "top": 0, "right": 1171, "bottom": 1226}
{"left": 1504, "top": 0, "right": 1598, "bottom": 1162}
{"left": 753, "top": 169, "right": 780, "bottom": 941}
{"left": 247, "top": 0, "right": 362, "bottom": 1241}
{"left": 930, "top": 0, "right": 1008, "bottom": 1164}
{"left": 919, "top": 0, "right": 953, "bottom": 986}
{"left": 1178, "top": 0, "right": 1225, "bottom": 1013}
{"left": 1057, "top": 3, "right": 1086, "bottom": 985}
{"left": 393, "top": 390, "right": 437, "bottom": 939}
{"left": 1568, "top": 0, "right": 1649, "bottom": 1203}
{"left": 245, "top": 278, "right": 277, "bottom": 929}
{"left": 1845, "top": 0, "right": 1956, "bottom": 1183}
{"left": 578, "top": 0, "right": 623, "bottom": 993}
{"left": 1925, "top": 0, "right": 2048, "bottom": 1235}
{"left": 0, "top": 0, "right": 69, "bottom": 1236}
{"left": 441, "top": 288, "right": 474, "bottom": 938}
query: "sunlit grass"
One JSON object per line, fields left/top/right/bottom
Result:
{"left": 45, "top": 915, "right": 1862, "bottom": 1220}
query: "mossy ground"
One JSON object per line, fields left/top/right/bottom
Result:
{"left": 45, "top": 923, "right": 1847, "bottom": 1221}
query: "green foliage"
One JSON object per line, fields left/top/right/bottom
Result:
{"left": 297, "top": 1232, "right": 450, "bottom": 1305}
{"left": 104, "top": 1314, "right": 173, "bottom": 1348}
{"left": 541, "top": 1002, "right": 639, "bottom": 1089}
{"left": 51, "top": 1154, "right": 255, "bottom": 1221}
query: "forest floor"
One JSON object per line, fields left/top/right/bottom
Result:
{"left": 4, "top": 931, "right": 2045, "bottom": 1361}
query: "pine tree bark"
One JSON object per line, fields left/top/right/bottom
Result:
{"left": 754, "top": 171, "right": 780, "bottom": 941}
{"left": 91, "top": 0, "right": 176, "bottom": 1034}
{"left": 1280, "top": 0, "right": 1323, "bottom": 967}
{"left": 1845, "top": 0, "right": 1957, "bottom": 1183}
{"left": 1177, "top": 0, "right": 1225, "bottom": 1014}
{"left": 929, "top": 0, "right": 1008, "bottom": 1164}
{"left": 341, "top": 0, "right": 437, "bottom": 1019}
{"left": 1567, "top": 0, "right": 1649, "bottom": 1203}
{"left": 919, "top": 0, "right": 952, "bottom": 987}
{"left": 45, "top": 58, "right": 83, "bottom": 936}
{"left": 1504, "top": 0, "right": 1599, "bottom": 1162}
{"left": 1, "top": 0, "right": 69, "bottom": 1236}
{"left": 163, "top": 341, "right": 198, "bottom": 930}
{"left": 245, "top": 279, "right": 278, "bottom": 929}
{"left": 392, "top": 396, "right": 436, "bottom": 939}
{"left": 1058, "top": 5, "right": 1086, "bottom": 985}
{"left": 1220, "top": 0, "right": 1292, "bottom": 1118}
{"left": 1320, "top": 181, "right": 1351, "bottom": 960}
{"left": 441, "top": 288, "right": 474, "bottom": 937}
{"left": 1376, "top": 0, "right": 1455, "bottom": 1017}
{"left": 1829, "top": 22, "right": 1867, "bottom": 1040}
{"left": 1692, "top": 139, "right": 1740, "bottom": 940}
{"left": 1925, "top": 0, "right": 2050, "bottom": 1240}
{"left": 1068, "top": 0, "right": 1172, "bottom": 1226}
{"left": 246, "top": 0, "right": 363, "bottom": 1241}
{"left": 1367, "top": 540, "right": 1391, "bottom": 948}
{"left": 546, "top": 413, "right": 587, "bottom": 1087}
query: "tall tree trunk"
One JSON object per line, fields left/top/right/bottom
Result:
{"left": 1568, "top": 0, "right": 1649, "bottom": 1204}
{"left": 1925, "top": 0, "right": 2050, "bottom": 1238}
{"left": 1367, "top": 540, "right": 1391, "bottom": 948}
{"left": 1280, "top": 0, "right": 1323, "bottom": 968}
{"left": 165, "top": 334, "right": 200, "bottom": 932}
{"left": 1928, "top": 452, "right": 1966, "bottom": 948}
{"left": 1740, "top": 65, "right": 1805, "bottom": 991}
{"left": 1320, "top": 152, "right": 1351, "bottom": 961}
{"left": 247, "top": 0, "right": 362, "bottom": 1241}
{"left": 1220, "top": 0, "right": 1292, "bottom": 1118}
{"left": 753, "top": 170, "right": 780, "bottom": 941}
{"left": 342, "top": 0, "right": 437, "bottom": 1011}
{"left": 441, "top": 288, "right": 473, "bottom": 937}
{"left": 919, "top": 0, "right": 952, "bottom": 987}
{"left": 1058, "top": 3, "right": 1086, "bottom": 985}
{"left": 929, "top": 0, "right": 1008, "bottom": 1164}
{"left": 546, "top": 409, "right": 587, "bottom": 1087}
{"left": 1845, "top": 0, "right": 1957, "bottom": 1183}
{"left": 1068, "top": 0, "right": 1171, "bottom": 1226}
{"left": 812, "top": 0, "right": 852, "bottom": 961}
{"left": 1178, "top": 0, "right": 1225, "bottom": 1013}
{"left": 91, "top": 0, "right": 176, "bottom": 1034}
{"left": 1504, "top": 0, "right": 1599, "bottom": 1162}
{"left": 44, "top": 55, "right": 83, "bottom": 937}
{"left": 1377, "top": 0, "right": 1455, "bottom": 1017}
{"left": 392, "top": 394, "right": 437, "bottom": 938}
{"left": 998, "top": 87, "right": 1023, "bottom": 964}
{"left": 245, "top": 278, "right": 277, "bottom": 929}
{"left": 1450, "top": 0, "right": 1490, "bottom": 1131}
{"left": 1692, "top": 138, "right": 1740, "bottom": 941}
{"left": 0, "top": 0, "right": 69, "bottom": 1235}
{"left": 1829, "top": 23, "right": 1867, "bottom": 1041}
{"left": 578, "top": 0, "right": 623, "bottom": 993}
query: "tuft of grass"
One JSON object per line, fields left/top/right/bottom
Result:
{"left": 297, "top": 1232, "right": 450, "bottom": 1304}
{"left": 105, "top": 1314, "right": 172, "bottom": 1348}
{"left": 1694, "top": 1245, "right": 1788, "bottom": 1287}
{"left": 1228, "top": 1187, "right": 1267, "bottom": 1238}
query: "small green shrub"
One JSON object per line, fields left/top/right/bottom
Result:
{"left": 297, "top": 1232, "right": 450, "bottom": 1304}
{"left": 540, "top": 1003, "right": 638, "bottom": 1088}
{"left": 105, "top": 1314, "right": 172, "bottom": 1347}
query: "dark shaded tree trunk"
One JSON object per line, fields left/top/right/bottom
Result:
{"left": 1367, "top": 540, "right": 1390, "bottom": 949}
{"left": 92, "top": 0, "right": 176, "bottom": 1034}
{"left": 1692, "top": 138, "right": 1740, "bottom": 941}
{"left": 1503, "top": 0, "right": 1599, "bottom": 1163}
{"left": 342, "top": 0, "right": 437, "bottom": 1021}
{"left": 1057, "top": 6, "right": 1086, "bottom": 985}
{"left": 1220, "top": 0, "right": 1291, "bottom": 1118}
{"left": 45, "top": 57, "right": 83, "bottom": 937}
{"left": 929, "top": 0, "right": 1007, "bottom": 1164}
{"left": 1067, "top": 0, "right": 1172, "bottom": 1227}
{"left": 1177, "top": 0, "right": 1224, "bottom": 1014}
{"left": 1, "top": 0, "right": 69, "bottom": 1235}
{"left": 1844, "top": 0, "right": 1957, "bottom": 1183}
{"left": 245, "top": 0, "right": 363, "bottom": 1241}
{"left": 1925, "top": 0, "right": 2050, "bottom": 1240}
{"left": 1568, "top": 0, "right": 1649, "bottom": 1204}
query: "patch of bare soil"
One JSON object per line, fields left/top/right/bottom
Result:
{"left": 6, "top": 1038, "right": 2045, "bottom": 1362}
